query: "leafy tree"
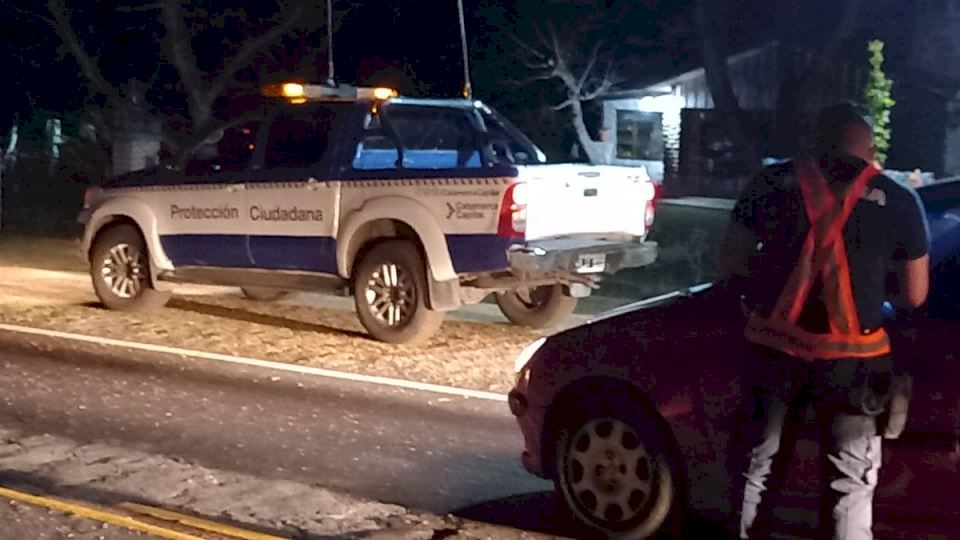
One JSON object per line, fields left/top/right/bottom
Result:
{"left": 865, "top": 39, "right": 894, "bottom": 165}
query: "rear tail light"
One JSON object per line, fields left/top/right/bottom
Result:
{"left": 498, "top": 182, "right": 527, "bottom": 239}
{"left": 645, "top": 200, "right": 656, "bottom": 229}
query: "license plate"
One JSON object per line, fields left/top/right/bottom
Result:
{"left": 575, "top": 253, "right": 606, "bottom": 273}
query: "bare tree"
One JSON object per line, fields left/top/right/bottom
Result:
{"left": 505, "top": 22, "right": 621, "bottom": 163}
{"left": 497, "top": 0, "right": 655, "bottom": 164}
{"left": 47, "top": 0, "right": 350, "bottom": 147}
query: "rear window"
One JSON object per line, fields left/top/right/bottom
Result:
{"left": 264, "top": 104, "right": 345, "bottom": 168}
{"left": 353, "top": 105, "right": 482, "bottom": 170}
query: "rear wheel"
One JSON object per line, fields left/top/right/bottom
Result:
{"left": 240, "top": 287, "right": 289, "bottom": 302}
{"left": 495, "top": 284, "right": 577, "bottom": 328}
{"left": 353, "top": 239, "right": 445, "bottom": 344}
{"left": 90, "top": 225, "right": 171, "bottom": 312}
{"left": 554, "top": 392, "right": 685, "bottom": 539}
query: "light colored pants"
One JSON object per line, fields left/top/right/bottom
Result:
{"left": 728, "top": 344, "right": 890, "bottom": 540}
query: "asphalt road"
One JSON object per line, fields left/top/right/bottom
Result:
{"left": 0, "top": 341, "right": 551, "bottom": 516}
{"left": 2, "top": 339, "right": 959, "bottom": 540}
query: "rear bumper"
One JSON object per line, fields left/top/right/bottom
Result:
{"left": 507, "top": 238, "right": 658, "bottom": 274}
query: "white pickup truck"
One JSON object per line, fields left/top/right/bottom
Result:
{"left": 79, "top": 83, "right": 658, "bottom": 344}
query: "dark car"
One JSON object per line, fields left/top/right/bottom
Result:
{"left": 508, "top": 178, "right": 960, "bottom": 539}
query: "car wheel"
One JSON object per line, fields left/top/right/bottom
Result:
{"left": 240, "top": 287, "right": 289, "bottom": 302}
{"left": 495, "top": 284, "right": 577, "bottom": 328}
{"left": 353, "top": 239, "right": 445, "bottom": 344}
{"left": 554, "top": 397, "right": 684, "bottom": 540}
{"left": 90, "top": 224, "right": 171, "bottom": 312}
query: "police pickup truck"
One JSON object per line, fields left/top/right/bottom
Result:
{"left": 79, "top": 83, "right": 658, "bottom": 344}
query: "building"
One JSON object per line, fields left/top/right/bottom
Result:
{"left": 592, "top": 37, "right": 960, "bottom": 197}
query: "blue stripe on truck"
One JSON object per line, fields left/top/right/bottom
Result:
{"left": 159, "top": 234, "right": 519, "bottom": 276}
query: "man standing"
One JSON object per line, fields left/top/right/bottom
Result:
{"left": 717, "top": 102, "right": 930, "bottom": 540}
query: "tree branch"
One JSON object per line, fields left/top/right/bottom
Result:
{"left": 8, "top": 5, "right": 56, "bottom": 26}
{"left": 498, "top": 71, "right": 556, "bottom": 87}
{"left": 210, "top": 6, "right": 305, "bottom": 98}
{"left": 48, "top": 0, "right": 124, "bottom": 105}
{"left": 160, "top": 0, "right": 205, "bottom": 104}
{"left": 116, "top": 3, "right": 161, "bottom": 11}
{"left": 550, "top": 98, "right": 575, "bottom": 111}
{"left": 507, "top": 31, "right": 546, "bottom": 60}
{"left": 576, "top": 40, "right": 604, "bottom": 92}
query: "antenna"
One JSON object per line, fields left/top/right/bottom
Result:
{"left": 327, "top": 0, "right": 335, "bottom": 83}
{"left": 456, "top": 0, "right": 472, "bottom": 99}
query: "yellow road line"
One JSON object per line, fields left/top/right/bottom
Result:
{"left": 118, "top": 503, "right": 291, "bottom": 540}
{"left": 0, "top": 485, "right": 207, "bottom": 540}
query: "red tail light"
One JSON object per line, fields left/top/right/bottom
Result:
{"left": 498, "top": 182, "right": 527, "bottom": 239}
{"left": 645, "top": 200, "right": 656, "bottom": 229}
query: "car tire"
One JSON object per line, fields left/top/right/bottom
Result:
{"left": 353, "top": 239, "right": 445, "bottom": 345}
{"left": 554, "top": 391, "right": 685, "bottom": 540}
{"left": 240, "top": 287, "right": 289, "bottom": 302}
{"left": 90, "top": 224, "right": 171, "bottom": 312}
{"left": 495, "top": 284, "right": 577, "bottom": 328}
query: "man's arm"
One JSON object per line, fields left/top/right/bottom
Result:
{"left": 890, "top": 185, "right": 931, "bottom": 309}
{"left": 717, "top": 220, "right": 759, "bottom": 283}
{"left": 716, "top": 168, "right": 771, "bottom": 285}
{"left": 893, "top": 256, "right": 929, "bottom": 308}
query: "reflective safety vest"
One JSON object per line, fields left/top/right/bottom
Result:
{"left": 744, "top": 160, "right": 892, "bottom": 360}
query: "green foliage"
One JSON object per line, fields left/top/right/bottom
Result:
{"left": 865, "top": 40, "right": 895, "bottom": 165}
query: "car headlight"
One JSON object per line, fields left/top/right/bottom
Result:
{"left": 514, "top": 337, "right": 546, "bottom": 373}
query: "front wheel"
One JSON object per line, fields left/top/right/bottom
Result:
{"left": 90, "top": 224, "right": 171, "bottom": 312}
{"left": 554, "top": 396, "right": 685, "bottom": 540}
{"left": 495, "top": 284, "right": 577, "bottom": 328}
{"left": 353, "top": 240, "right": 445, "bottom": 345}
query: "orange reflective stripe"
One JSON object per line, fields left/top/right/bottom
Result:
{"left": 745, "top": 314, "right": 891, "bottom": 361}
{"left": 745, "top": 161, "right": 887, "bottom": 359}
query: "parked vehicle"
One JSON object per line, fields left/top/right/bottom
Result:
{"left": 508, "top": 178, "right": 960, "bottom": 538}
{"left": 79, "top": 83, "right": 659, "bottom": 344}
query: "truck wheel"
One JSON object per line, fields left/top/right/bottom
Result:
{"left": 240, "top": 287, "right": 289, "bottom": 302}
{"left": 90, "top": 224, "right": 171, "bottom": 312}
{"left": 353, "top": 239, "right": 445, "bottom": 345}
{"left": 495, "top": 285, "right": 577, "bottom": 329}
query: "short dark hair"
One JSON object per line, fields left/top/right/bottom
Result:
{"left": 815, "top": 101, "right": 875, "bottom": 158}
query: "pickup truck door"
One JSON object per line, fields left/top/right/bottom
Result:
{"left": 156, "top": 118, "right": 261, "bottom": 268}
{"left": 245, "top": 103, "right": 349, "bottom": 273}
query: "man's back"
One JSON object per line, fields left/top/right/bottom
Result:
{"left": 733, "top": 156, "right": 928, "bottom": 332}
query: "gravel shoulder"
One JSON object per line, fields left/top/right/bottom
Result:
{"left": 0, "top": 236, "right": 631, "bottom": 394}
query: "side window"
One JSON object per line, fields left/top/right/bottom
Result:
{"left": 187, "top": 119, "right": 260, "bottom": 173}
{"left": 264, "top": 105, "right": 340, "bottom": 169}
{"left": 480, "top": 111, "right": 536, "bottom": 165}
{"left": 376, "top": 105, "right": 482, "bottom": 170}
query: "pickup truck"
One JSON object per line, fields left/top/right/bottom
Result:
{"left": 79, "top": 83, "right": 658, "bottom": 344}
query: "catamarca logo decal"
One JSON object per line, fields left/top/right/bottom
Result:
{"left": 445, "top": 201, "right": 499, "bottom": 220}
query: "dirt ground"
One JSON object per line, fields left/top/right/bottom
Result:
{"left": 0, "top": 236, "right": 588, "bottom": 394}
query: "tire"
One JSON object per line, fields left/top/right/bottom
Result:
{"left": 352, "top": 239, "right": 445, "bottom": 344}
{"left": 90, "top": 224, "right": 171, "bottom": 312}
{"left": 553, "top": 389, "right": 686, "bottom": 540}
{"left": 240, "top": 287, "right": 289, "bottom": 302}
{"left": 495, "top": 284, "right": 577, "bottom": 328}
